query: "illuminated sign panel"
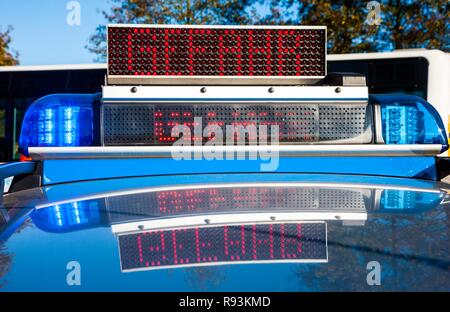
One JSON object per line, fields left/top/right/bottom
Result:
{"left": 107, "top": 25, "right": 326, "bottom": 84}
{"left": 102, "top": 102, "right": 371, "bottom": 146}
{"left": 118, "top": 222, "right": 327, "bottom": 271}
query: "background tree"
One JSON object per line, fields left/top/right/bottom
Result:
{"left": 296, "top": 203, "right": 450, "bottom": 291}
{"left": 0, "top": 26, "right": 19, "bottom": 66}
{"left": 87, "top": 0, "right": 256, "bottom": 62}
{"left": 256, "top": 0, "right": 449, "bottom": 53}
{"left": 254, "top": 0, "right": 380, "bottom": 53}
{"left": 380, "top": 0, "right": 449, "bottom": 51}
{"left": 88, "top": 0, "right": 449, "bottom": 60}
{"left": 0, "top": 244, "right": 12, "bottom": 288}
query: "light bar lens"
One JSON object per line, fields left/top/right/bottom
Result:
{"left": 373, "top": 95, "right": 448, "bottom": 152}
{"left": 108, "top": 25, "right": 326, "bottom": 78}
{"left": 19, "top": 94, "right": 98, "bottom": 156}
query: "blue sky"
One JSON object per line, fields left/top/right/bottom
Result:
{"left": 0, "top": 0, "right": 110, "bottom": 65}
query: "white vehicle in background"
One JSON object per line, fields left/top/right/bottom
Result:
{"left": 328, "top": 49, "right": 450, "bottom": 138}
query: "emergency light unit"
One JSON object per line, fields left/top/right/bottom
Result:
{"left": 8, "top": 24, "right": 449, "bottom": 189}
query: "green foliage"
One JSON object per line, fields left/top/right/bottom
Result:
{"left": 0, "top": 26, "right": 19, "bottom": 66}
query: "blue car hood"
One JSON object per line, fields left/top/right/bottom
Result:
{"left": 1, "top": 173, "right": 450, "bottom": 291}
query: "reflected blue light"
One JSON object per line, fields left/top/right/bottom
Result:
{"left": 379, "top": 189, "right": 445, "bottom": 212}
{"left": 32, "top": 200, "right": 104, "bottom": 233}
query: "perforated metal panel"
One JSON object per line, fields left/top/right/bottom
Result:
{"left": 107, "top": 186, "right": 369, "bottom": 224}
{"left": 319, "top": 104, "right": 371, "bottom": 141}
{"left": 103, "top": 105, "right": 155, "bottom": 144}
{"left": 102, "top": 102, "right": 372, "bottom": 145}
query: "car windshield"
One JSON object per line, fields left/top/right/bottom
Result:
{"left": 1, "top": 173, "right": 449, "bottom": 291}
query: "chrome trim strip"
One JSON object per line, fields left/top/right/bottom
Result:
{"left": 29, "top": 144, "right": 442, "bottom": 160}
{"left": 34, "top": 181, "right": 441, "bottom": 210}
{"left": 121, "top": 258, "right": 328, "bottom": 273}
{"left": 101, "top": 85, "right": 368, "bottom": 101}
{"left": 374, "top": 104, "right": 385, "bottom": 144}
{"left": 107, "top": 76, "right": 324, "bottom": 86}
{"left": 112, "top": 213, "right": 353, "bottom": 234}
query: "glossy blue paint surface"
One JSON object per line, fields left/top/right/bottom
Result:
{"left": 42, "top": 156, "right": 438, "bottom": 185}
{"left": 1, "top": 173, "right": 449, "bottom": 291}
{"left": 29, "top": 173, "right": 446, "bottom": 235}
{"left": 0, "top": 162, "right": 35, "bottom": 181}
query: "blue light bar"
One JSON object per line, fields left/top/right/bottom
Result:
{"left": 19, "top": 94, "right": 99, "bottom": 156}
{"left": 371, "top": 95, "right": 448, "bottom": 152}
